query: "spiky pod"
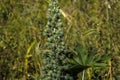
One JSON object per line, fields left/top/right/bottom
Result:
{"left": 41, "top": 0, "right": 73, "bottom": 80}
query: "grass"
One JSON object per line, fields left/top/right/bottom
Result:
{"left": 0, "top": 0, "right": 120, "bottom": 80}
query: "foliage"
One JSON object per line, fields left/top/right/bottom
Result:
{"left": 0, "top": 0, "right": 120, "bottom": 80}
{"left": 68, "top": 43, "right": 110, "bottom": 79}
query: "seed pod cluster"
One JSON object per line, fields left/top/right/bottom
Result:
{"left": 42, "top": 0, "right": 73, "bottom": 80}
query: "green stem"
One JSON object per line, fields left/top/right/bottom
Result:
{"left": 82, "top": 70, "right": 85, "bottom": 80}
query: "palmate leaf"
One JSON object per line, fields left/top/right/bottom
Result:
{"left": 94, "top": 54, "right": 110, "bottom": 63}
{"left": 99, "top": 54, "right": 110, "bottom": 61}
{"left": 67, "top": 64, "right": 89, "bottom": 74}
{"left": 68, "top": 43, "right": 110, "bottom": 74}
{"left": 93, "top": 56, "right": 102, "bottom": 62}
{"left": 82, "top": 54, "right": 88, "bottom": 65}
{"left": 88, "top": 49, "right": 98, "bottom": 59}
{"left": 68, "top": 57, "right": 81, "bottom": 65}
{"left": 73, "top": 56, "right": 83, "bottom": 65}
{"left": 86, "top": 49, "right": 98, "bottom": 64}
{"left": 93, "top": 63, "right": 109, "bottom": 67}
{"left": 75, "top": 43, "right": 87, "bottom": 65}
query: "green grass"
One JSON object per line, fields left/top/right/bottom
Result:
{"left": 0, "top": 0, "right": 120, "bottom": 80}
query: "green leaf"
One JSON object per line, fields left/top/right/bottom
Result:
{"left": 68, "top": 64, "right": 89, "bottom": 73}
{"left": 88, "top": 49, "right": 98, "bottom": 58}
{"left": 82, "top": 54, "right": 88, "bottom": 65}
{"left": 75, "top": 43, "right": 86, "bottom": 65}
{"left": 73, "top": 56, "right": 82, "bottom": 65}
{"left": 93, "top": 63, "right": 108, "bottom": 67}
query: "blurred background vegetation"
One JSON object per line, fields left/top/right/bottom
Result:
{"left": 0, "top": 0, "right": 120, "bottom": 80}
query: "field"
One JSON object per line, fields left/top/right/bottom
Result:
{"left": 0, "top": 0, "right": 120, "bottom": 80}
